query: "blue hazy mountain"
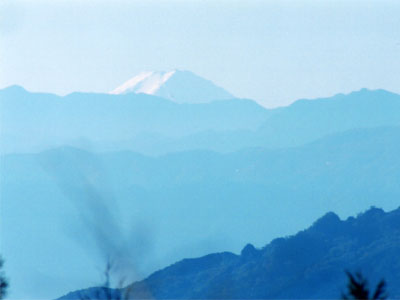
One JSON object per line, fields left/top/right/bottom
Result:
{"left": 1, "top": 126, "right": 399, "bottom": 299}
{"left": 117, "top": 88, "right": 400, "bottom": 155}
{"left": 58, "top": 206, "right": 400, "bottom": 299}
{"left": 2, "top": 81, "right": 400, "bottom": 298}
{"left": 256, "top": 88, "right": 400, "bottom": 147}
{"left": 1, "top": 86, "right": 400, "bottom": 155}
{"left": 110, "top": 70, "right": 235, "bottom": 104}
{"left": 0, "top": 85, "right": 269, "bottom": 153}
{"left": 70, "top": 88, "right": 400, "bottom": 154}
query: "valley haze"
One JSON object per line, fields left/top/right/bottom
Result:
{"left": 1, "top": 69, "right": 399, "bottom": 299}
{"left": 1, "top": 1, "right": 399, "bottom": 299}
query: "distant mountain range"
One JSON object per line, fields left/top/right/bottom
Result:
{"left": 2, "top": 126, "right": 399, "bottom": 299}
{"left": 0, "top": 85, "right": 267, "bottom": 154}
{"left": 58, "top": 206, "right": 400, "bottom": 299}
{"left": 2, "top": 72, "right": 400, "bottom": 299}
{"left": 135, "top": 88, "right": 400, "bottom": 154}
{"left": 1, "top": 83, "right": 400, "bottom": 155}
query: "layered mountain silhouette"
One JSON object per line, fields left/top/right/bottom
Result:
{"left": 58, "top": 206, "right": 400, "bottom": 299}
{"left": 121, "top": 88, "right": 400, "bottom": 154}
{"left": 2, "top": 126, "right": 399, "bottom": 299}
{"left": 1, "top": 85, "right": 399, "bottom": 155}
{"left": 0, "top": 85, "right": 267, "bottom": 154}
{"left": 2, "top": 74, "right": 400, "bottom": 299}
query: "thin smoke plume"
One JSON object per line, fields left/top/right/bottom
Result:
{"left": 39, "top": 147, "right": 154, "bottom": 290}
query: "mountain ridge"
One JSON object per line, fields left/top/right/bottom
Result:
{"left": 2, "top": 125, "right": 400, "bottom": 299}
{"left": 0, "top": 85, "right": 269, "bottom": 154}
{"left": 2, "top": 85, "right": 399, "bottom": 155}
{"left": 57, "top": 205, "right": 400, "bottom": 299}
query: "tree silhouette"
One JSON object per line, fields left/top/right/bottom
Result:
{"left": 342, "top": 271, "right": 387, "bottom": 300}
{"left": 0, "top": 257, "right": 8, "bottom": 300}
{"left": 78, "top": 259, "right": 134, "bottom": 300}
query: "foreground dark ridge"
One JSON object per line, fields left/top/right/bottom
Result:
{"left": 58, "top": 206, "right": 400, "bottom": 299}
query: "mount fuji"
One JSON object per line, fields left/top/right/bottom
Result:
{"left": 110, "top": 70, "right": 234, "bottom": 103}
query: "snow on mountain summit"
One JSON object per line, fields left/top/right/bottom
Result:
{"left": 110, "top": 70, "right": 234, "bottom": 103}
{"left": 110, "top": 70, "right": 175, "bottom": 95}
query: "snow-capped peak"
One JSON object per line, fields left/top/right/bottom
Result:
{"left": 110, "top": 70, "right": 234, "bottom": 104}
{"left": 110, "top": 70, "right": 176, "bottom": 95}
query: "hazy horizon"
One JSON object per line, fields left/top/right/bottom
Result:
{"left": 3, "top": 75, "right": 397, "bottom": 109}
{"left": 1, "top": 0, "right": 399, "bottom": 107}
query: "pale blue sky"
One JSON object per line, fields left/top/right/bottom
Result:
{"left": 1, "top": 0, "right": 399, "bottom": 107}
